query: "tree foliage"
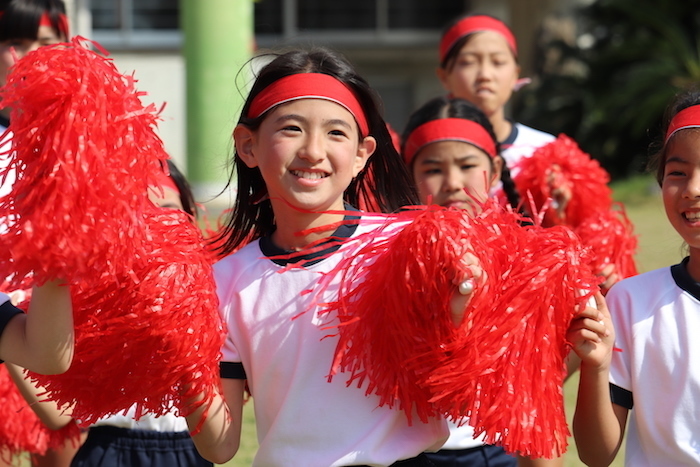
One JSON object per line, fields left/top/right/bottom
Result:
{"left": 513, "top": 0, "right": 700, "bottom": 179}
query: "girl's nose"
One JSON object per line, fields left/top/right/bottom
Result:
{"left": 684, "top": 171, "right": 700, "bottom": 198}
{"left": 443, "top": 167, "right": 463, "bottom": 192}
{"left": 299, "top": 132, "right": 325, "bottom": 162}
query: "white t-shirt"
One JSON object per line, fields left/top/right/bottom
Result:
{"left": 216, "top": 216, "right": 448, "bottom": 467}
{"left": 500, "top": 122, "right": 556, "bottom": 178}
{"left": 607, "top": 258, "right": 700, "bottom": 466}
{"left": 91, "top": 406, "right": 188, "bottom": 432}
{"left": 493, "top": 122, "right": 555, "bottom": 201}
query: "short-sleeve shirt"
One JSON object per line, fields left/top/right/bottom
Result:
{"left": 216, "top": 215, "right": 448, "bottom": 467}
{"left": 607, "top": 258, "right": 700, "bottom": 466}
{"left": 0, "top": 292, "right": 23, "bottom": 354}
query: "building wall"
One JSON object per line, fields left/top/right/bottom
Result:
{"left": 69, "top": 0, "right": 574, "bottom": 178}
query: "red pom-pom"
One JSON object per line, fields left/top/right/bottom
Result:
{"left": 302, "top": 203, "right": 597, "bottom": 458}
{"left": 0, "top": 38, "right": 168, "bottom": 286}
{"left": 0, "top": 40, "right": 225, "bottom": 427}
{"left": 513, "top": 134, "right": 612, "bottom": 227}
{"left": 29, "top": 209, "right": 225, "bottom": 428}
{"left": 574, "top": 203, "right": 639, "bottom": 281}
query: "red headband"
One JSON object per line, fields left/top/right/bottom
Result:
{"left": 665, "top": 105, "right": 700, "bottom": 142}
{"left": 440, "top": 15, "right": 517, "bottom": 64}
{"left": 403, "top": 118, "right": 497, "bottom": 164}
{"left": 247, "top": 73, "right": 369, "bottom": 137}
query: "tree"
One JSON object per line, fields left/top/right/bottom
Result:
{"left": 513, "top": 0, "right": 700, "bottom": 179}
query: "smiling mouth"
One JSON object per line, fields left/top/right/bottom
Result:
{"left": 685, "top": 212, "right": 700, "bottom": 221}
{"left": 291, "top": 170, "right": 330, "bottom": 179}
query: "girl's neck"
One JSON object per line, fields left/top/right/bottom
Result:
{"left": 489, "top": 110, "right": 513, "bottom": 143}
{"left": 270, "top": 206, "right": 347, "bottom": 252}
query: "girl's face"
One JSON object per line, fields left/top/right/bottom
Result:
{"left": 235, "top": 98, "right": 375, "bottom": 215}
{"left": 662, "top": 129, "right": 700, "bottom": 254}
{"left": 0, "top": 25, "right": 65, "bottom": 88}
{"left": 412, "top": 140, "right": 501, "bottom": 211}
{"left": 437, "top": 31, "right": 520, "bottom": 120}
{"left": 148, "top": 185, "right": 184, "bottom": 211}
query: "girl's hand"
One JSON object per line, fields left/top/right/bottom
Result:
{"left": 566, "top": 292, "right": 615, "bottom": 370}
{"left": 597, "top": 263, "right": 620, "bottom": 293}
{"left": 547, "top": 164, "right": 572, "bottom": 221}
{"left": 450, "top": 252, "right": 484, "bottom": 327}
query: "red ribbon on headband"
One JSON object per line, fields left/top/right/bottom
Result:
{"left": 665, "top": 105, "right": 700, "bottom": 142}
{"left": 247, "top": 73, "right": 369, "bottom": 137}
{"left": 440, "top": 15, "right": 517, "bottom": 64}
{"left": 403, "top": 118, "right": 497, "bottom": 164}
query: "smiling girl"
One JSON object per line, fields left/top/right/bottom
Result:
{"left": 569, "top": 88, "right": 700, "bottom": 466}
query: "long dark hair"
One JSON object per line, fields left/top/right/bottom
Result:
{"left": 215, "top": 48, "right": 419, "bottom": 257}
{"left": 165, "top": 159, "right": 196, "bottom": 218}
{"left": 401, "top": 96, "right": 523, "bottom": 211}
{"left": 648, "top": 88, "right": 700, "bottom": 186}
{"left": 0, "top": 0, "right": 68, "bottom": 41}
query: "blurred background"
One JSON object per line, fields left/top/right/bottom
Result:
{"left": 63, "top": 0, "right": 699, "bottom": 206}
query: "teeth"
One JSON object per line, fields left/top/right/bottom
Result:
{"left": 686, "top": 212, "right": 700, "bottom": 221}
{"left": 292, "top": 170, "right": 327, "bottom": 179}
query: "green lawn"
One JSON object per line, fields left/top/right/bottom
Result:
{"left": 221, "top": 176, "right": 684, "bottom": 467}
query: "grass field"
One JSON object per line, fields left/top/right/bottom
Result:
{"left": 219, "top": 175, "right": 685, "bottom": 467}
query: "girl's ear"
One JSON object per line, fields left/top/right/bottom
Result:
{"left": 234, "top": 124, "right": 258, "bottom": 168}
{"left": 490, "top": 155, "right": 504, "bottom": 188}
{"left": 354, "top": 135, "right": 377, "bottom": 176}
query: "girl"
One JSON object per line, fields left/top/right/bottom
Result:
{"left": 184, "top": 47, "right": 478, "bottom": 466}
{"left": 402, "top": 95, "right": 518, "bottom": 214}
{"left": 185, "top": 46, "right": 597, "bottom": 465}
{"left": 437, "top": 15, "right": 632, "bottom": 294}
{"left": 9, "top": 160, "right": 213, "bottom": 467}
{"left": 569, "top": 89, "right": 700, "bottom": 466}
{"left": 402, "top": 97, "right": 570, "bottom": 467}
{"left": 435, "top": 14, "right": 569, "bottom": 214}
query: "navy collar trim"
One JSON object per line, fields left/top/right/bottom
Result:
{"left": 671, "top": 257, "right": 700, "bottom": 301}
{"left": 260, "top": 204, "right": 361, "bottom": 267}
{"left": 0, "top": 115, "right": 9, "bottom": 129}
{"left": 500, "top": 120, "right": 518, "bottom": 147}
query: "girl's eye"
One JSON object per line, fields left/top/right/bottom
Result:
{"left": 423, "top": 168, "right": 442, "bottom": 175}
{"left": 329, "top": 129, "right": 348, "bottom": 137}
{"left": 461, "top": 164, "right": 478, "bottom": 170}
{"left": 665, "top": 168, "right": 685, "bottom": 177}
{"left": 281, "top": 125, "right": 301, "bottom": 132}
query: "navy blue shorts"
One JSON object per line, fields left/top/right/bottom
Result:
{"left": 70, "top": 426, "right": 212, "bottom": 467}
{"left": 423, "top": 444, "right": 517, "bottom": 467}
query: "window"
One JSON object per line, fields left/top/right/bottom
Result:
{"left": 90, "top": 0, "right": 180, "bottom": 49}
{"left": 254, "top": 0, "right": 469, "bottom": 40}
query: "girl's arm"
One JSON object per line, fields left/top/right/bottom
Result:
{"left": 186, "top": 378, "right": 244, "bottom": 464}
{"left": 6, "top": 363, "right": 74, "bottom": 430}
{"left": 568, "top": 292, "right": 627, "bottom": 466}
{"left": 0, "top": 280, "right": 73, "bottom": 374}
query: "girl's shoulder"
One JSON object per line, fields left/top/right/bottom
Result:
{"left": 212, "top": 239, "right": 265, "bottom": 277}
{"left": 512, "top": 123, "right": 556, "bottom": 146}
{"left": 605, "top": 264, "right": 684, "bottom": 322}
